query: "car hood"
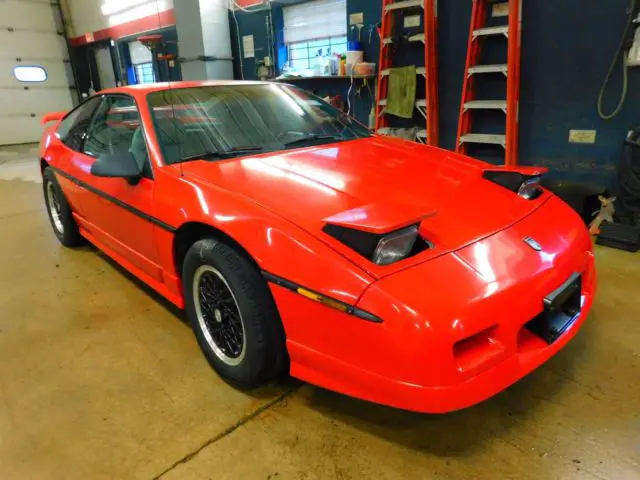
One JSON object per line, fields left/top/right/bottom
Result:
{"left": 180, "top": 137, "right": 549, "bottom": 272}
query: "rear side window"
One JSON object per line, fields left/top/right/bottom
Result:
{"left": 56, "top": 96, "right": 103, "bottom": 152}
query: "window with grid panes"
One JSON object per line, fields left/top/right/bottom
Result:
{"left": 134, "top": 63, "right": 155, "bottom": 84}
{"left": 283, "top": 0, "right": 348, "bottom": 74}
{"left": 288, "top": 36, "right": 348, "bottom": 73}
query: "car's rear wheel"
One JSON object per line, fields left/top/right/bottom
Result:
{"left": 42, "top": 167, "right": 85, "bottom": 247}
{"left": 183, "top": 238, "right": 286, "bottom": 387}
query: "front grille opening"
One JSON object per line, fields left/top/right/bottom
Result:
{"left": 453, "top": 325, "right": 504, "bottom": 373}
{"left": 517, "top": 312, "right": 549, "bottom": 352}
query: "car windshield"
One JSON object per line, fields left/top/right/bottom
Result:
{"left": 147, "top": 84, "right": 372, "bottom": 164}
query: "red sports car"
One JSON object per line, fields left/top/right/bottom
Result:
{"left": 39, "top": 81, "right": 596, "bottom": 413}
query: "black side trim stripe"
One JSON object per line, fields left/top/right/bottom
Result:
{"left": 51, "top": 167, "right": 177, "bottom": 233}
{"left": 262, "top": 271, "right": 383, "bottom": 323}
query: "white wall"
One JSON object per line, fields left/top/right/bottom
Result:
{"left": 0, "top": 0, "right": 74, "bottom": 144}
{"left": 65, "top": 0, "right": 174, "bottom": 36}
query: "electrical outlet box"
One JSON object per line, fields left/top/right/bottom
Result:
{"left": 569, "top": 130, "right": 597, "bottom": 144}
{"left": 349, "top": 12, "right": 363, "bottom": 25}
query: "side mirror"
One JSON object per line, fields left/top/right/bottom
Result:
{"left": 90, "top": 153, "right": 142, "bottom": 185}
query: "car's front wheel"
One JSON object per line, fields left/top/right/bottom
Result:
{"left": 42, "top": 167, "right": 85, "bottom": 247}
{"left": 182, "top": 238, "right": 286, "bottom": 388}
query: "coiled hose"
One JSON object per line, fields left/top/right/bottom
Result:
{"left": 598, "top": 0, "right": 637, "bottom": 120}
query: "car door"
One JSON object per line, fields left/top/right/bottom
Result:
{"left": 71, "top": 94, "right": 162, "bottom": 282}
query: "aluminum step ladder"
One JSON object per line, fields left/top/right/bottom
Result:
{"left": 456, "top": 0, "right": 522, "bottom": 166}
{"left": 375, "top": 0, "right": 438, "bottom": 145}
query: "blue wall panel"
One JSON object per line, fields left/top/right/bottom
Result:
{"left": 516, "top": 0, "right": 639, "bottom": 189}
{"left": 230, "top": 7, "right": 276, "bottom": 80}
{"left": 229, "top": 0, "right": 640, "bottom": 188}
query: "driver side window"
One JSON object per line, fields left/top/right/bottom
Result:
{"left": 84, "top": 96, "right": 152, "bottom": 178}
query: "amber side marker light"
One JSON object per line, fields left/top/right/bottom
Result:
{"left": 297, "top": 287, "right": 350, "bottom": 313}
{"left": 261, "top": 271, "right": 383, "bottom": 323}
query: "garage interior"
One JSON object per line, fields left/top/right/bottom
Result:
{"left": 1, "top": 0, "right": 639, "bottom": 479}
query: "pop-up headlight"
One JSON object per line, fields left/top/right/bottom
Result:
{"left": 323, "top": 224, "right": 429, "bottom": 266}
{"left": 373, "top": 225, "right": 419, "bottom": 266}
{"left": 483, "top": 170, "right": 543, "bottom": 200}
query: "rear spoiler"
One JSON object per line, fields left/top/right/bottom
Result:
{"left": 41, "top": 111, "right": 66, "bottom": 126}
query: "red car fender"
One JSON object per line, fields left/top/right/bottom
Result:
{"left": 150, "top": 166, "right": 375, "bottom": 310}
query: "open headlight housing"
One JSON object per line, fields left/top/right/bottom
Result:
{"left": 517, "top": 176, "right": 542, "bottom": 200}
{"left": 323, "top": 224, "right": 429, "bottom": 266}
{"left": 483, "top": 170, "right": 543, "bottom": 200}
{"left": 373, "top": 226, "right": 419, "bottom": 265}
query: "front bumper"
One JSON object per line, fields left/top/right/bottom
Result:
{"left": 282, "top": 250, "right": 595, "bottom": 413}
{"left": 276, "top": 196, "right": 597, "bottom": 413}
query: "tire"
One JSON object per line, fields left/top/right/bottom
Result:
{"left": 42, "top": 167, "right": 85, "bottom": 247}
{"left": 183, "top": 238, "right": 287, "bottom": 388}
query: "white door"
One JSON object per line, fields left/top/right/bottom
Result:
{"left": 95, "top": 44, "right": 116, "bottom": 90}
{"left": 0, "top": 0, "right": 74, "bottom": 145}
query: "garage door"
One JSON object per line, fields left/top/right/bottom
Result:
{"left": 0, "top": 0, "right": 73, "bottom": 145}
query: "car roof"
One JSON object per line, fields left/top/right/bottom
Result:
{"left": 98, "top": 80, "right": 272, "bottom": 96}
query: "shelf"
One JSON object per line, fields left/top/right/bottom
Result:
{"left": 273, "top": 75, "right": 376, "bottom": 82}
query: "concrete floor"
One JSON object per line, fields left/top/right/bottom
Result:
{"left": 0, "top": 144, "right": 638, "bottom": 480}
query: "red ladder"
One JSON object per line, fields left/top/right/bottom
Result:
{"left": 456, "top": 0, "right": 522, "bottom": 166}
{"left": 375, "top": 0, "right": 439, "bottom": 146}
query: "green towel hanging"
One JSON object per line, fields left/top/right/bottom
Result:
{"left": 386, "top": 66, "right": 416, "bottom": 119}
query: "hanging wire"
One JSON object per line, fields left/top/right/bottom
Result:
{"left": 597, "top": 0, "right": 637, "bottom": 120}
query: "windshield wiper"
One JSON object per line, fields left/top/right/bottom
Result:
{"left": 283, "top": 134, "right": 342, "bottom": 148}
{"left": 226, "top": 145, "right": 264, "bottom": 152}
{"left": 180, "top": 146, "right": 264, "bottom": 162}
